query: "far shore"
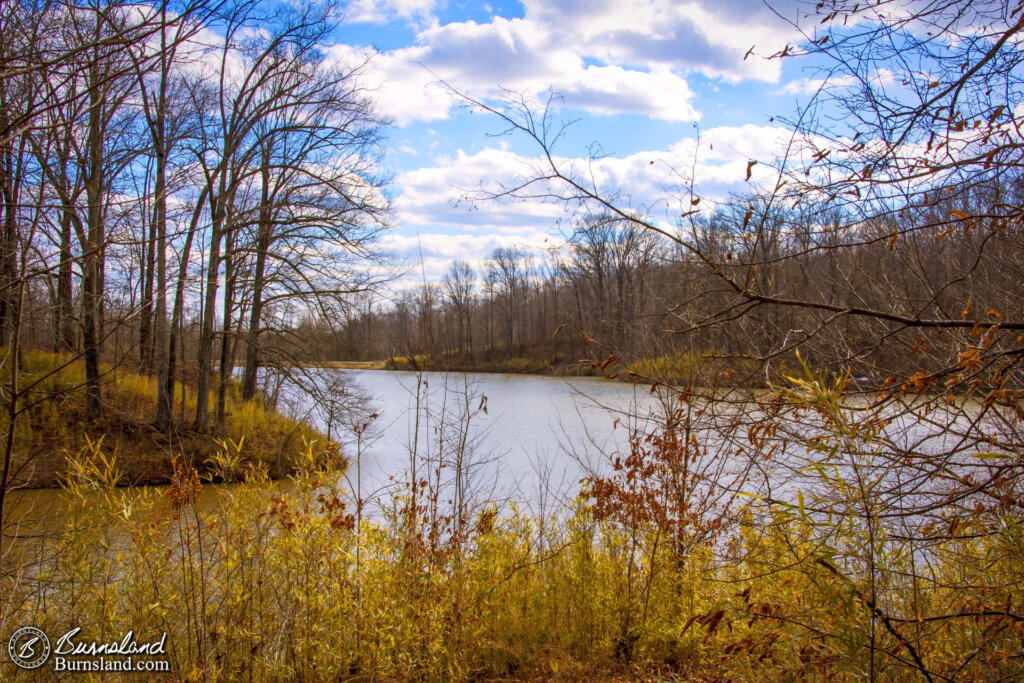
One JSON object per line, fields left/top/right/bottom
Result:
{"left": 296, "top": 357, "right": 609, "bottom": 377}
{"left": 293, "top": 361, "right": 979, "bottom": 408}
{"left": 304, "top": 360, "right": 392, "bottom": 370}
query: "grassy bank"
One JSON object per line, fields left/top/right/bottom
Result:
{"left": 360, "top": 350, "right": 774, "bottom": 386}
{"left": 1, "top": 421, "right": 1020, "bottom": 681}
{"left": 1, "top": 349, "right": 327, "bottom": 488}
{"left": 3, "top": 354, "right": 1020, "bottom": 681}
{"left": 382, "top": 352, "right": 583, "bottom": 376}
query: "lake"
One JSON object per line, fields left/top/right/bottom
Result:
{"left": 284, "top": 369, "right": 670, "bottom": 514}
{"left": 7, "top": 367, "right": 994, "bottom": 535}
{"left": 2, "top": 370, "right": 668, "bottom": 548}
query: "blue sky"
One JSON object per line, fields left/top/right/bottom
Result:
{"left": 330, "top": 0, "right": 825, "bottom": 281}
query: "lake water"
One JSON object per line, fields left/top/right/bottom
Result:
{"left": 7, "top": 368, "right": 1001, "bottom": 535}
{"left": 2, "top": 371, "right": 669, "bottom": 538}
{"left": 290, "top": 369, "right": 671, "bottom": 513}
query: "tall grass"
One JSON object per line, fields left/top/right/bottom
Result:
{"left": 2, "top": 418, "right": 1020, "bottom": 679}
{"left": 0, "top": 349, "right": 325, "bottom": 487}
{"left": 1, "top": 355, "right": 1021, "bottom": 680}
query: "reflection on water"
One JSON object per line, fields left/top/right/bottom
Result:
{"left": 296, "top": 370, "right": 667, "bottom": 510}
{"left": 5, "top": 369, "right": 996, "bottom": 544}
{"left": 4, "top": 371, "right": 660, "bottom": 535}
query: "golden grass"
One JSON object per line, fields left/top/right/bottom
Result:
{"left": 0, "top": 437, "right": 1019, "bottom": 681}
{"left": 1, "top": 357, "right": 1020, "bottom": 680}
{"left": 0, "top": 348, "right": 327, "bottom": 487}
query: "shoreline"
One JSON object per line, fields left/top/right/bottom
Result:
{"left": 300, "top": 358, "right": 625, "bottom": 379}
{"left": 4, "top": 351, "right": 330, "bottom": 491}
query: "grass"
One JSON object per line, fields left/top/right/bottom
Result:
{"left": 0, "top": 348, "right": 328, "bottom": 487}
{"left": 0, "top": 353, "right": 1020, "bottom": 680}
{"left": 384, "top": 352, "right": 564, "bottom": 375}
{"left": 0, "top": 430, "right": 1019, "bottom": 681}
{"left": 369, "top": 348, "right": 776, "bottom": 385}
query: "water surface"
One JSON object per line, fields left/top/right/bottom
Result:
{"left": 299, "top": 369, "right": 667, "bottom": 511}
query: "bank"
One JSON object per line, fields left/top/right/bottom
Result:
{"left": 2, "top": 349, "right": 329, "bottom": 489}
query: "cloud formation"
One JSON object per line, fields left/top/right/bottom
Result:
{"left": 347, "top": 0, "right": 439, "bottom": 27}
{"left": 349, "top": 0, "right": 799, "bottom": 125}
{"left": 382, "top": 119, "right": 798, "bottom": 284}
{"left": 393, "top": 122, "right": 793, "bottom": 236}
{"left": 381, "top": 230, "right": 556, "bottom": 284}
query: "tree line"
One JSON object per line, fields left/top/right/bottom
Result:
{"left": 327, "top": 175, "right": 1024, "bottom": 389}
{"left": 0, "top": 0, "right": 390, "bottom": 437}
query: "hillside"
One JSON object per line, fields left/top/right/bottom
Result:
{"left": 2, "top": 350, "right": 328, "bottom": 488}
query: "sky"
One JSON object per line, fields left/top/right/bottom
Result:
{"left": 330, "top": 0, "right": 825, "bottom": 282}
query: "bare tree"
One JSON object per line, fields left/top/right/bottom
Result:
{"left": 431, "top": 2, "right": 1024, "bottom": 677}
{"left": 442, "top": 260, "right": 475, "bottom": 359}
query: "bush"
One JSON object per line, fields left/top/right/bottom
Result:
{"left": 1, "top": 365, "right": 1021, "bottom": 681}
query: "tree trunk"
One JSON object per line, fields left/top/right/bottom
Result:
{"left": 164, "top": 187, "right": 206, "bottom": 430}
{"left": 242, "top": 156, "right": 272, "bottom": 401}
{"left": 81, "top": 63, "right": 106, "bottom": 419}
{"left": 216, "top": 214, "right": 237, "bottom": 427}
{"left": 56, "top": 210, "right": 75, "bottom": 352}
{"left": 193, "top": 192, "right": 222, "bottom": 430}
{"left": 153, "top": 130, "right": 170, "bottom": 427}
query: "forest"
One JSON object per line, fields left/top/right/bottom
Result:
{"left": 0, "top": 0, "right": 390, "bottom": 484}
{"left": 2, "top": 0, "right": 1023, "bottom": 680}
{"left": 327, "top": 183, "right": 1024, "bottom": 388}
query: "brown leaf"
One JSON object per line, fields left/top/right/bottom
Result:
{"left": 702, "top": 610, "right": 726, "bottom": 639}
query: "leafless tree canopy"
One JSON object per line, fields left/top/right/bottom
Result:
{"left": 0, "top": 0, "right": 391, "bottom": 531}
{"left": 324, "top": 4, "right": 1024, "bottom": 676}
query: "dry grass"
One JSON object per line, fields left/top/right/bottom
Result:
{"left": 0, "top": 433, "right": 1019, "bottom": 681}
{"left": 1, "top": 349, "right": 327, "bottom": 487}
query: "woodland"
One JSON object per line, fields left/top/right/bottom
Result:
{"left": 1, "top": 0, "right": 1023, "bottom": 680}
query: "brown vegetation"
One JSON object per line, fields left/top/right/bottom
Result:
{"left": 2, "top": 0, "right": 1024, "bottom": 680}
{"left": 2, "top": 373, "right": 1021, "bottom": 680}
{"left": 3, "top": 349, "right": 325, "bottom": 488}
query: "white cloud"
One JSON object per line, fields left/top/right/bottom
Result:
{"left": 775, "top": 75, "right": 852, "bottom": 96}
{"left": 775, "top": 69, "right": 899, "bottom": 96}
{"left": 394, "top": 147, "right": 566, "bottom": 233}
{"left": 522, "top": 0, "right": 791, "bottom": 82}
{"left": 379, "top": 120, "right": 802, "bottom": 282}
{"left": 382, "top": 231, "right": 553, "bottom": 283}
{"left": 347, "top": 0, "right": 439, "bottom": 27}
{"left": 393, "top": 121, "right": 793, "bottom": 236}
{"left": 345, "top": 0, "right": 799, "bottom": 126}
